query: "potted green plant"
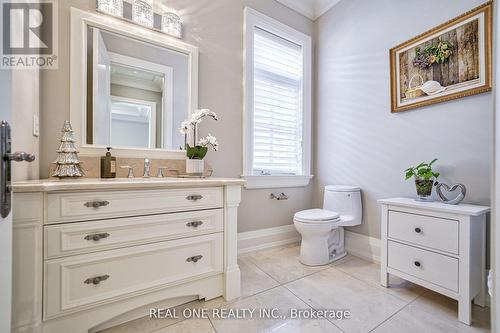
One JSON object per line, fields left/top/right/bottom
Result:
{"left": 179, "top": 109, "right": 218, "bottom": 176}
{"left": 404, "top": 159, "right": 440, "bottom": 201}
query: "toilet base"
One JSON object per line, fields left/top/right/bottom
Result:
{"left": 295, "top": 226, "right": 347, "bottom": 266}
{"left": 299, "top": 250, "right": 347, "bottom": 266}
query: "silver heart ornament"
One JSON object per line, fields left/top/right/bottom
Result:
{"left": 436, "top": 183, "right": 466, "bottom": 205}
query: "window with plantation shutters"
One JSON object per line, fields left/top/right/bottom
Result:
{"left": 244, "top": 8, "right": 312, "bottom": 188}
{"left": 252, "top": 27, "right": 303, "bottom": 175}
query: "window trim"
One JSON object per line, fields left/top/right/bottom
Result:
{"left": 242, "top": 7, "right": 312, "bottom": 189}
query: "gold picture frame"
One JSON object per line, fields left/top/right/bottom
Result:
{"left": 390, "top": 2, "right": 492, "bottom": 113}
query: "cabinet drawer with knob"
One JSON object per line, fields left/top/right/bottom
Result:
{"left": 388, "top": 210, "right": 459, "bottom": 254}
{"left": 387, "top": 240, "right": 458, "bottom": 292}
{"left": 43, "top": 232, "right": 223, "bottom": 318}
{"left": 44, "top": 209, "right": 223, "bottom": 259}
{"left": 46, "top": 187, "right": 223, "bottom": 224}
{"left": 380, "top": 198, "right": 489, "bottom": 325}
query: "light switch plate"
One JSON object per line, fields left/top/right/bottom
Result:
{"left": 33, "top": 114, "right": 39, "bottom": 137}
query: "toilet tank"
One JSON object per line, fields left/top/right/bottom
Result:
{"left": 323, "top": 185, "right": 362, "bottom": 226}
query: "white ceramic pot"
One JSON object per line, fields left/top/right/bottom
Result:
{"left": 186, "top": 159, "right": 204, "bottom": 175}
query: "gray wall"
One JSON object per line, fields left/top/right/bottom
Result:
{"left": 39, "top": 0, "right": 314, "bottom": 232}
{"left": 314, "top": 0, "right": 493, "bottom": 238}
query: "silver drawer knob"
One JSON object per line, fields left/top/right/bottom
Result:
{"left": 186, "top": 221, "right": 203, "bottom": 228}
{"left": 84, "top": 274, "right": 110, "bottom": 285}
{"left": 84, "top": 232, "right": 110, "bottom": 241}
{"left": 186, "top": 255, "right": 203, "bottom": 263}
{"left": 186, "top": 194, "right": 203, "bottom": 201}
{"left": 84, "top": 200, "right": 110, "bottom": 208}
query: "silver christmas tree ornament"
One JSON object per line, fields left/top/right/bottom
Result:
{"left": 51, "top": 121, "right": 85, "bottom": 178}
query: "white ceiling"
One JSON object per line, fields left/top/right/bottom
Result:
{"left": 275, "top": 0, "right": 341, "bottom": 20}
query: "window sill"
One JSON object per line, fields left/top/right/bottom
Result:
{"left": 241, "top": 175, "right": 313, "bottom": 189}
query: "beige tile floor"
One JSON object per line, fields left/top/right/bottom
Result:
{"left": 101, "top": 244, "right": 490, "bottom": 333}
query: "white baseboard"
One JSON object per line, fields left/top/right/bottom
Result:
{"left": 238, "top": 224, "right": 300, "bottom": 255}
{"left": 237, "top": 225, "right": 381, "bottom": 263}
{"left": 344, "top": 230, "right": 381, "bottom": 263}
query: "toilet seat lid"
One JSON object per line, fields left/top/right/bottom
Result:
{"left": 294, "top": 209, "right": 340, "bottom": 223}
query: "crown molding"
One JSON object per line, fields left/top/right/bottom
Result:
{"left": 275, "top": 0, "right": 341, "bottom": 20}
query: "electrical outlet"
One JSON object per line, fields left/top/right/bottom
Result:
{"left": 33, "top": 114, "right": 39, "bottom": 137}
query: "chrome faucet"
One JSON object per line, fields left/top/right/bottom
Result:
{"left": 143, "top": 158, "right": 151, "bottom": 178}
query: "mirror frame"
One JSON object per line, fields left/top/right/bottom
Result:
{"left": 70, "top": 7, "right": 198, "bottom": 158}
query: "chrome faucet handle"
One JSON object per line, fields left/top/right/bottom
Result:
{"left": 120, "top": 166, "right": 134, "bottom": 178}
{"left": 143, "top": 158, "right": 151, "bottom": 178}
{"left": 156, "top": 166, "right": 169, "bottom": 178}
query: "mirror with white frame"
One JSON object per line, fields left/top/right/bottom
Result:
{"left": 70, "top": 8, "right": 198, "bottom": 156}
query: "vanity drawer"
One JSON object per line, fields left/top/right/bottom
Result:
{"left": 44, "top": 209, "right": 223, "bottom": 259}
{"left": 46, "top": 187, "right": 223, "bottom": 224}
{"left": 388, "top": 210, "right": 459, "bottom": 254}
{"left": 388, "top": 241, "right": 458, "bottom": 292}
{"left": 44, "top": 233, "right": 223, "bottom": 318}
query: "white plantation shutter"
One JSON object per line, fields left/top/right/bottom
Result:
{"left": 252, "top": 27, "right": 304, "bottom": 175}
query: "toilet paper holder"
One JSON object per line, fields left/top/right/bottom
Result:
{"left": 270, "top": 192, "right": 288, "bottom": 200}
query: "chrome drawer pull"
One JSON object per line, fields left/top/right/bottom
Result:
{"left": 186, "top": 194, "right": 203, "bottom": 201}
{"left": 186, "top": 221, "right": 203, "bottom": 228}
{"left": 414, "top": 227, "right": 422, "bottom": 233}
{"left": 84, "top": 200, "right": 110, "bottom": 208}
{"left": 84, "top": 274, "right": 110, "bottom": 285}
{"left": 414, "top": 261, "right": 421, "bottom": 267}
{"left": 186, "top": 255, "right": 203, "bottom": 263}
{"left": 84, "top": 232, "right": 110, "bottom": 241}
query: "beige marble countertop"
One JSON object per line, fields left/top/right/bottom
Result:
{"left": 12, "top": 177, "right": 245, "bottom": 192}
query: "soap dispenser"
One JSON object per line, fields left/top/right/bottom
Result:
{"left": 101, "top": 147, "right": 116, "bottom": 178}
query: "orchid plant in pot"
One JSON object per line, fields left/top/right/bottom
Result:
{"left": 180, "top": 109, "right": 219, "bottom": 176}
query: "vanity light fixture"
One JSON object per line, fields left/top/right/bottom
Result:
{"left": 96, "top": 0, "right": 184, "bottom": 39}
{"left": 96, "top": 0, "right": 123, "bottom": 17}
{"left": 132, "top": 0, "right": 154, "bottom": 27}
{"left": 161, "top": 11, "right": 182, "bottom": 38}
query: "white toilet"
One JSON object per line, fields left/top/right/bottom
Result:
{"left": 294, "top": 185, "right": 362, "bottom": 266}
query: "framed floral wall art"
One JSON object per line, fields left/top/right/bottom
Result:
{"left": 390, "top": 2, "right": 492, "bottom": 112}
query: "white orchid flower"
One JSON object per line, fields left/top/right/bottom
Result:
{"left": 198, "top": 134, "right": 219, "bottom": 151}
{"left": 191, "top": 109, "right": 218, "bottom": 123}
{"left": 179, "top": 120, "right": 191, "bottom": 135}
{"left": 180, "top": 108, "right": 218, "bottom": 152}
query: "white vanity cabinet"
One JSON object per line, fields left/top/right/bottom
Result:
{"left": 379, "top": 198, "right": 489, "bottom": 325}
{"left": 11, "top": 178, "right": 243, "bottom": 333}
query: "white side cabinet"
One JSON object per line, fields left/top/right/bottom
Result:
{"left": 379, "top": 198, "right": 489, "bottom": 325}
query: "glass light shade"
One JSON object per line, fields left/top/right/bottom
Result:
{"left": 96, "top": 0, "right": 123, "bottom": 17}
{"left": 132, "top": 0, "right": 154, "bottom": 27}
{"left": 161, "top": 12, "right": 182, "bottom": 38}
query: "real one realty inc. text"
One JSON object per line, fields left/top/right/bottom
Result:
{"left": 150, "top": 308, "right": 351, "bottom": 320}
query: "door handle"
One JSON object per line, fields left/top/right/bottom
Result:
{"left": 6, "top": 151, "right": 35, "bottom": 162}
{"left": 1, "top": 121, "right": 36, "bottom": 218}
